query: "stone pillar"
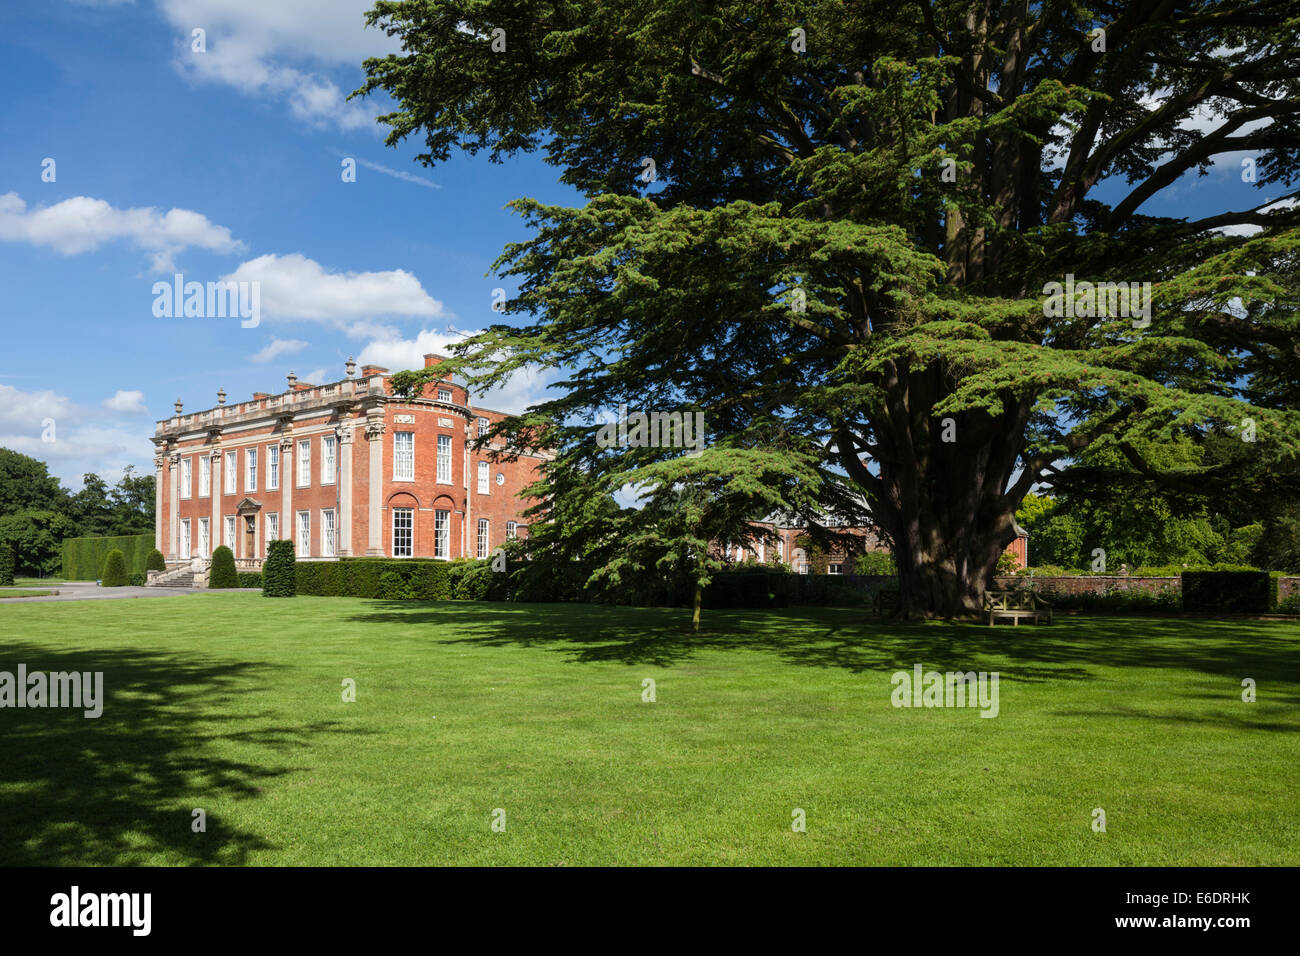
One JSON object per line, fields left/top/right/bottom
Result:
{"left": 210, "top": 443, "right": 221, "bottom": 558}
{"left": 280, "top": 430, "right": 294, "bottom": 550}
{"left": 365, "top": 413, "right": 385, "bottom": 555}
{"left": 153, "top": 452, "right": 165, "bottom": 556}
{"left": 339, "top": 423, "right": 354, "bottom": 556}
{"left": 168, "top": 452, "right": 180, "bottom": 561}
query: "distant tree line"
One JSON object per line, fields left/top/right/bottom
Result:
{"left": 0, "top": 447, "right": 154, "bottom": 577}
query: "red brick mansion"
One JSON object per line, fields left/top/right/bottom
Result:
{"left": 151, "top": 355, "right": 547, "bottom": 570}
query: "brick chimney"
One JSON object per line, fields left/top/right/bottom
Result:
{"left": 360, "top": 364, "right": 389, "bottom": 378}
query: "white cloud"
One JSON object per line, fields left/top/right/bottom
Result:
{"left": 345, "top": 154, "right": 441, "bottom": 190}
{"left": 1212, "top": 197, "right": 1298, "bottom": 237}
{"left": 0, "top": 192, "right": 244, "bottom": 270}
{"left": 223, "top": 253, "right": 447, "bottom": 326}
{"left": 158, "top": 0, "right": 397, "bottom": 131}
{"left": 0, "top": 384, "right": 153, "bottom": 487}
{"left": 250, "top": 338, "right": 310, "bottom": 362}
{"left": 103, "top": 390, "right": 148, "bottom": 414}
{"left": 299, "top": 368, "right": 328, "bottom": 385}
{"left": 356, "top": 327, "right": 554, "bottom": 413}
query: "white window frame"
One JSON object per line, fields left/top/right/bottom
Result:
{"left": 321, "top": 509, "right": 336, "bottom": 557}
{"left": 828, "top": 563, "right": 843, "bottom": 576}
{"left": 322, "top": 435, "right": 337, "bottom": 485}
{"left": 246, "top": 447, "right": 257, "bottom": 492}
{"left": 224, "top": 450, "right": 236, "bottom": 494}
{"left": 198, "top": 517, "right": 210, "bottom": 555}
{"left": 434, "top": 509, "right": 450, "bottom": 559}
{"left": 506, "top": 521, "right": 517, "bottom": 541}
{"left": 297, "top": 510, "right": 311, "bottom": 557}
{"left": 477, "top": 461, "right": 489, "bottom": 495}
{"left": 392, "top": 507, "right": 413, "bottom": 558}
{"left": 394, "top": 431, "right": 415, "bottom": 481}
{"left": 267, "top": 445, "right": 279, "bottom": 490}
{"left": 266, "top": 512, "right": 279, "bottom": 542}
{"left": 297, "top": 439, "right": 311, "bottom": 488}
{"left": 180, "top": 457, "right": 192, "bottom": 499}
{"left": 198, "top": 455, "right": 211, "bottom": 497}
{"left": 438, "top": 387, "right": 452, "bottom": 403}
{"left": 477, "top": 417, "right": 489, "bottom": 438}
{"left": 436, "top": 434, "right": 452, "bottom": 484}
{"left": 224, "top": 515, "right": 236, "bottom": 550}
{"left": 180, "top": 519, "right": 191, "bottom": 559}
{"left": 477, "top": 518, "right": 490, "bottom": 559}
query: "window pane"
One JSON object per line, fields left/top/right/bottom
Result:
{"left": 225, "top": 451, "right": 236, "bottom": 493}
{"left": 298, "top": 440, "right": 310, "bottom": 486}
{"left": 246, "top": 448, "right": 257, "bottom": 491}
{"left": 323, "top": 436, "right": 336, "bottom": 484}
{"left": 322, "top": 510, "right": 336, "bottom": 557}
{"left": 436, "top": 435, "right": 451, "bottom": 483}
{"left": 395, "top": 432, "right": 414, "bottom": 481}
{"left": 392, "top": 508, "right": 413, "bottom": 558}
{"left": 477, "top": 461, "right": 489, "bottom": 494}
{"left": 268, "top": 446, "right": 279, "bottom": 489}
{"left": 477, "top": 518, "right": 489, "bottom": 559}
{"left": 434, "top": 509, "right": 449, "bottom": 558}
{"left": 297, "top": 511, "right": 311, "bottom": 556}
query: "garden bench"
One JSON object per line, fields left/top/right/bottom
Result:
{"left": 983, "top": 589, "right": 1052, "bottom": 626}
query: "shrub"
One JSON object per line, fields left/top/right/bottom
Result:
{"left": 237, "top": 572, "right": 262, "bottom": 589}
{"left": 448, "top": 559, "right": 492, "bottom": 600}
{"left": 262, "top": 540, "right": 296, "bottom": 597}
{"left": 62, "top": 534, "right": 153, "bottom": 580}
{"left": 101, "top": 549, "right": 127, "bottom": 587}
{"left": 0, "top": 542, "right": 14, "bottom": 587}
{"left": 127, "top": 571, "right": 146, "bottom": 586}
{"left": 1182, "top": 570, "right": 1271, "bottom": 613}
{"left": 295, "top": 558, "right": 455, "bottom": 600}
{"left": 1277, "top": 594, "right": 1300, "bottom": 615}
{"left": 146, "top": 549, "right": 166, "bottom": 572}
{"left": 854, "top": 551, "right": 896, "bottom": 576}
{"left": 208, "top": 546, "right": 238, "bottom": 589}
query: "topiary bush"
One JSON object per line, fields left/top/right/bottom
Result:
{"left": 0, "top": 542, "right": 14, "bottom": 587}
{"left": 237, "top": 572, "right": 262, "bottom": 589}
{"left": 127, "top": 571, "right": 147, "bottom": 586}
{"left": 146, "top": 548, "right": 166, "bottom": 572}
{"left": 209, "top": 545, "right": 238, "bottom": 589}
{"left": 262, "top": 540, "right": 296, "bottom": 597}
{"left": 101, "top": 549, "right": 127, "bottom": 587}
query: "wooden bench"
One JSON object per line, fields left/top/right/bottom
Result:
{"left": 873, "top": 587, "right": 901, "bottom": 617}
{"left": 983, "top": 589, "right": 1052, "bottom": 626}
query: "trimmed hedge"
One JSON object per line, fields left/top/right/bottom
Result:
{"left": 296, "top": 558, "right": 454, "bottom": 600}
{"left": 63, "top": 534, "right": 153, "bottom": 580}
{"left": 0, "top": 542, "right": 14, "bottom": 587}
{"left": 101, "top": 549, "right": 128, "bottom": 587}
{"left": 146, "top": 549, "right": 166, "bottom": 572}
{"left": 1182, "top": 570, "right": 1272, "bottom": 613}
{"left": 263, "top": 540, "right": 296, "bottom": 597}
{"left": 127, "top": 571, "right": 146, "bottom": 587}
{"left": 237, "top": 572, "right": 262, "bottom": 589}
{"left": 209, "top": 546, "right": 238, "bottom": 589}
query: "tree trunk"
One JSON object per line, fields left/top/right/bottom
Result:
{"left": 692, "top": 580, "right": 703, "bottom": 632}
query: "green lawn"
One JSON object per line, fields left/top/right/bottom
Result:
{"left": 0, "top": 590, "right": 56, "bottom": 599}
{"left": 1, "top": 594, "right": 1297, "bottom": 866}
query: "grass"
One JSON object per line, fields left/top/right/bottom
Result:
{"left": 13, "top": 577, "right": 65, "bottom": 587}
{"left": 0, "top": 590, "right": 56, "bottom": 599}
{"left": 1, "top": 594, "right": 1297, "bottom": 866}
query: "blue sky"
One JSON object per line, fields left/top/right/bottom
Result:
{"left": 0, "top": 1, "right": 1278, "bottom": 489}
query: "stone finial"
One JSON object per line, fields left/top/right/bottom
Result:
{"left": 287, "top": 370, "right": 298, "bottom": 389}
{"left": 345, "top": 356, "right": 357, "bottom": 378}
{"left": 174, "top": 398, "right": 183, "bottom": 416}
{"left": 217, "top": 387, "right": 227, "bottom": 405}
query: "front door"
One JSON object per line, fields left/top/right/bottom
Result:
{"left": 244, "top": 515, "right": 257, "bottom": 560}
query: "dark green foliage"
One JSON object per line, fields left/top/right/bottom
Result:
{"left": 101, "top": 549, "right": 127, "bottom": 587}
{"left": 209, "top": 546, "right": 238, "bottom": 589}
{"left": 237, "top": 572, "right": 262, "bottom": 589}
{"left": 62, "top": 534, "right": 153, "bottom": 580}
{"left": 127, "top": 571, "right": 146, "bottom": 587}
{"left": 448, "top": 560, "right": 493, "bottom": 600}
{"left": 855, "top": 551, "right": 897, "bottom": 576}
{"left": 295, "top": 558, "right": 454, "bottom": 600}
{"left": 3, "top": 510, "right": 79, "bottom": 577}
{"left": 262, "top": 540, "right": 296, "bottom": 597}
{"left": 1182, "top": 571, "right": 1272, "bottom": 613}
{"left": 146, "top": 549, "right": 166, "bottom": 572}
{"left": 0, "top": 542, "right": 14, "bottom": 586}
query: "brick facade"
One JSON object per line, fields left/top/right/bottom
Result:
{"left": 152, "top": 355, "right": 547, "bottom": 567}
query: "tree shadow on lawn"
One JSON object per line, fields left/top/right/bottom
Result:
{"left": 0, "top": 641, "right": 362, "bottom": 865}
{"left": 348, "top": 602, "right": 1300, "bottom": 693}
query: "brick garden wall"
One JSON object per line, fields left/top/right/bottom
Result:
{"left": 993, "top": 575, "right": 1300, "bottom": 601}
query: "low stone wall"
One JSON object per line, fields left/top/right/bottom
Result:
{"left": 994, "top": 574, "right": 1300, "bottom": 601}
